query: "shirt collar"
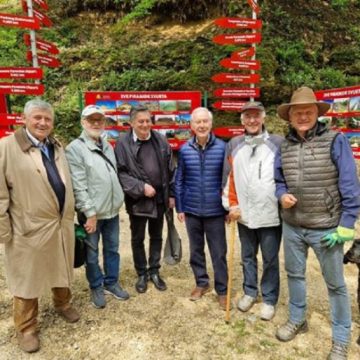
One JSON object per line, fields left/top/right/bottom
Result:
{"left": 132, "top": 130, "right": 151, "bottom": 142}
{"left": 25, "top": 128, "right": 49, "bottom": 147}
{"left": 195, "top": 134, "right": 210, "bottom": 149}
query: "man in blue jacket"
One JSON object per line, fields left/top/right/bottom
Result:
{"left": 274, "top": 87, "right": 360, "bottom": 360}
{"left": 175, "top": 107, "right": 228, "bottom": 310}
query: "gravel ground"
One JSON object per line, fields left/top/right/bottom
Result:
{"left": 0, "top": 208, "right": 359, "bottom": 360}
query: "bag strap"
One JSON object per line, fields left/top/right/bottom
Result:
{"left": 77, "top": 137, "right": 116, "bottom": 172}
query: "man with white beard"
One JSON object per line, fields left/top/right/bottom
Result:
{"left": 66, "top": 105, "right": 129, "bottom": 308}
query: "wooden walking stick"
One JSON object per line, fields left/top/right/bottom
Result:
{"left": 225, "top": 220, "right": 237, "bottom": 323}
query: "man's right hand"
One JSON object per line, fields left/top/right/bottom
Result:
{"left": 177, "top": 212, "right": 185, "bottom": 223}
{"left": 84, "top": 215, "right": 97, "bottom": 234}
{"left": 144, "top": 183, "right": 156, "bottom": 197}
{"left": 228, "top": 207, "right": 241, "bottom": 221}
{"left": 280, "top": 194, "right": 297, "bottom": 209}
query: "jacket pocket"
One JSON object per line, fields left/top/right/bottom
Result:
{"left": 132, "top": 197, "right": 157, "bottom": 218}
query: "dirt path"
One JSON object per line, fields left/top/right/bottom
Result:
{"left": 0, "top": 209, "right": 359, "bottom": 359}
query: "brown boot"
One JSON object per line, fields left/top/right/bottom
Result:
{"left": 55, "top": 306, "right": 80, "bottom": 323}
{"left": 17, "top": 331, "right": 40, "bottom": 353}
{"left": 52, "top": 287, "right": 80, "bottom": 323}
{"left": 189, "top": 285, "right": 211, "bottom": 301}
{"left": 218, "top": 295, "right": 232, "bottom": 311}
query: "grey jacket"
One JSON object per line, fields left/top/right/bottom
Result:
{"left": 65, "top": 131, "right": 124, "bottom": 219}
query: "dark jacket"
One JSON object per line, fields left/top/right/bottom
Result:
{"left": 114, "top": 130, "right": 175, "bottom": 218}
{"left": 175, "top": 133, "right": 226, "bottom": 217}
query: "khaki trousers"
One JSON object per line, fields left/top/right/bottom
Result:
{"left": 13, "top": 287, "right": 72, "bottom": 333}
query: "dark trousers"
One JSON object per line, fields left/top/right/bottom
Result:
{"left": 129, "top": 204, "right": 165, "bottom": 276}
{"left": 238, "top": 224, "right": 282, "bottom": 305}
{"left": 185, "top": 214, "right": 228, "bottom": 295}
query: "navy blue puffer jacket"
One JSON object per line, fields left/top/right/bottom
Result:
{"left": 175, "top": 134, "right": 226, "bottom": 217}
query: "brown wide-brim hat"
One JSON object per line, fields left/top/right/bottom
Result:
{"left": 277, "top": 86, "right": 331, "bottom": 121}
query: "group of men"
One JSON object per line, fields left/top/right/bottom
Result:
{"left": 0, "top": 86, "right": 359, "bottom": 359}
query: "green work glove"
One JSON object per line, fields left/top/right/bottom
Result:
{"left": 321, "top": 226, "right": 355, "bottom": 248}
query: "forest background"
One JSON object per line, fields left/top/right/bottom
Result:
{"left": 0, "top": 0, "right": 359, "bottom": 142}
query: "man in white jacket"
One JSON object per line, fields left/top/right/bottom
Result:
{"left": 66, "top": 105, "right": 129, "bottom": 309}
{"left": 222, "top": 101, "right": 283, "bottom": 320}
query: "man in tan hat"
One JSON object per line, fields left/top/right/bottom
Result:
{"left": 222, "top": 101, "right": 283, "bottom": 320}
{"left": 274, "top": 86, "right": 360, "bottom": 359}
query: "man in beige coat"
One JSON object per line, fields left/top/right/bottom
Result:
{"left": 0, "top": 99, "right": 80, "bottom": 353}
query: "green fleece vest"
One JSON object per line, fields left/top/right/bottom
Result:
{"left": 281, "top": 130, "right": 341, "bottom": 229}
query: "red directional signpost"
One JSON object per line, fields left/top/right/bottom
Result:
{"left": 247, "top": 0, "right": 260, "bottom": 14}
{"left": 220, "top": 58, "right": 260, "bottom": 70}
{"left": 0, "top": 113, "right": 24, "bottom": 125}
{"left": 213, "top": 100, "right": 246, "bottom": 111}
{"left": 24, "top": 34, "right": 59, "bottom": 55}
{"left": 27, "top": 51, "right": 61, "bottom": 68}
{"left": 212, "top": 73, "right": 260, "bottom": 84}
{"left": 212, "top": 0, "right": 262, "bottom": 119}
{"left": 214, "top": 88, "right": 260, "bottom": 98}
{"left": 0, "top": 83, "right": 45, "bottom": 95}
{"left": 214, "top": 17, "right": 262, "bottom": 29}
{"left": 34, "top": 0, "right": 49, "bottom": 11}
{"left": 0, "top": 0, "right": 58, "bottom": 138}
{"left": 212, "top": 33, "right": 261, "bottom": 45}
{"left": 231, "top": 47, "right": 255, "bottom": 59}
{"left": 0, "top": 13, "right": 40, "bottom": 29}
{"left": 0, "top": 67, "right": 43, "bottom": 79}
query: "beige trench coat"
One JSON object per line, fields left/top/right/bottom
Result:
{"left": 0, "top": 128, "right": 75, "bottom": 299}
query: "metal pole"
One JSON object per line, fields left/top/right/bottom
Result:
{"left": 26, "top": 0, "right": 40, "bottom": 86}
{"left": 250, "top": 0, "right": 257, "bottom": 102}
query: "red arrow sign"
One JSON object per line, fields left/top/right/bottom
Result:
{"left": 213, "top": 33, "right": 261, "bottom": 45}
{"left": 34, "top": 0, "right": 49, "bottom": 11}
{"left": 214, "top": 88, "right": 260, "bottom": 98}
{"left": 0, "top": 83, "right": 45, "bottom": 95}
{"left": 231, "top": 47, "right": 256, "bottom": 59}
{"left": 24, "top": 34, "right": 59, "bottom": 55}
{"left": 27, "top": 51, "right": 61, "bottom": 68}
{"left": 211, "top": 73, "right": 260, "bottom": 84}
{"left": 213, "top": 100, "right": 246, "bottom": 111}
{"left": 0, "top": 129, "right": 14, "bottom": 138}
{"left": 0, "top": 13, "right": 40, "bottom": 29}
{"left": 21, "top": 1, "right": 52, "bottom": 27}
{"left": 247, "top": 0, "right": 260, "bottom": 14}
{"left": 0, "top": 113, "right": 24, "bottom": 125}
{"left": 0, "top": 67, "right": 43, "bottom": 79}
{"left": 220, "top": 59, "right": 261, "bottom": 70}
{"left": 0, "top": 94, "right": 7, "bottom": 113}
{"left": 214, "top": 17, "right": 262, "bottom": 29}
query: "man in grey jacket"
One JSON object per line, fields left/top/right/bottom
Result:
{"left": 115, "top": 105, "right": 175, "bottom": 294}
{"left": 66, "top": 105, "right": 129, "bottom": 308}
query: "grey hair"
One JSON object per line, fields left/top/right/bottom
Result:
{"left": 24, "top": 99, "right": 54, "bottom": 118}
{"left": 129, "top": 105, "right": 150, "bottom": 122}
{"left": 240, "top": 109, "right": 266, "bottom": 121}
{"left": 191, "top": 107, "right": 213, "bottom": 122}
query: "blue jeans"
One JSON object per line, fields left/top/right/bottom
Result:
{"left": 238, "top": 224, "right": 282, "bottom": 305}
{"left": 85, "top": 215, "right": 120, "bottom": 289}
{"left": 185, "top": 214, "right": 228, "bottom": 295}
{"left": 283, "top": 221, "right": 351, "bottom": 345}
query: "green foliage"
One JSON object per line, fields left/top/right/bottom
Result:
{"left": 331, "top": 0, "right": 349, "bottom": 9}
{"left": 120, "top": 0, "right": 157, "bottom": 25}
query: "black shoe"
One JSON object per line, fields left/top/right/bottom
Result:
{"left": 135, "top": 275, "right": 148, "bottom": 293}
{"left": 150, "top": 273, "right": 167, "bottom": 291}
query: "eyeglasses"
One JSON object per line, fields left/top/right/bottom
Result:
{"left": 85, "top": 117, "right": 105, "bottom": 125}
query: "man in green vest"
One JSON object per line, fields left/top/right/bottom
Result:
{"left": 274, "top": 87, "right": 360, "bottom": 360}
